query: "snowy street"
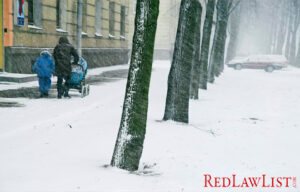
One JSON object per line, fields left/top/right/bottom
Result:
{"left": 0, "top": 60, "right": 299, "bottom": 192}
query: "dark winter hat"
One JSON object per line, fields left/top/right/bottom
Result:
{"left": 59, "top": 36, "right": 70, "bottom": 44}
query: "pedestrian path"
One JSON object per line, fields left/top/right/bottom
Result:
{"left": 0, "top": 64, "right": 129, "bottom": 93}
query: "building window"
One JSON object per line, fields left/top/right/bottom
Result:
{"left": 95, "top": 0, "right": 102, "bottom": 36}
{"left": 27, "top": 0, "right": 42, "bottom": 28}
{"left": 28, "top": 0, "right": 34, "bottom": 25}
{"left": 56, "top": 0, "right": 67, "bottom": 31}
{"left": 56, "top": 0, "right": 60, "bottom": 28}
{"left": 120, "top": 6, "right": 125, "bottom": 38}
{"left": 109, "top": 2, "right": 115, "bottom": 37}
{"left": 82, "top": 0, "right": 87, "bottom": 34}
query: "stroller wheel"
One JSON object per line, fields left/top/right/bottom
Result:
{"left": 87, "top": 85, "right": 90, "bottom": 95}
{"left": 81, "top": 86, "right": 85, "bottom": 98}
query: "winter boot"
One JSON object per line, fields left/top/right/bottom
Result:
{"left": 57, "top": 87, "right": 64, "bottom": 99}
{"left": 64, "top": 91, "right": 71, "bottom": 98}
{"left": 44, "top": 91, "right": 49, "bottom": 97}
{"left": 64, "top": 94, "right": 71, "bottom": 98}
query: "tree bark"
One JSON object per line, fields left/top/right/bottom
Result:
{"left": 111, "top": 0, "right": 159, "bottom": 171}
{"left": 208, "top": 0, "right": 230, "bottom": 83}
{"left": 288, "top": 0, "right": 300, "bottom": 64}
{"left": 163, "top": 0, "right": 198, "bottom": 123}
{"left": 285, "top": 7, "right": 293, "bottom": 58}
{"left": 189, "top": 2, "right": 203, "bottom": 100}
{"left": 275, "top": 2, "right": 288, "bottom": 55}
{"left": 225, "top": 3, "right": 241, "bottom": 64}
{"left": 199, "top": 0, "right": 215, "bottom": 90}
{"left": 295, "top": 39, "right": 300, "bottom": 66}
{"left": 215, "top": 20, "right": 228, "bottom": 76}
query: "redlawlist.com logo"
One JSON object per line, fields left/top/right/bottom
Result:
{"left": 203, "top": 174, "right": 297, "bottom": 189}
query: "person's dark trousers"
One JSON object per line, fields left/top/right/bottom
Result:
{"left": 38, "top": 76, "right": 51, "bottom": 96}
{"left": 57, "top": 75, "right": 71, "bottom": 98}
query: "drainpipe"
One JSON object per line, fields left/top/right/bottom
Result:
{"left": 77, "top": 0, "right": 83, "bottom": 57}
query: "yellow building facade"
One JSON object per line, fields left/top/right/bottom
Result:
{"left": 3, "top": 0, "right": 130, "bottom": 73}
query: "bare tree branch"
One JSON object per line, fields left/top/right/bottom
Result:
{"left": 227, "top": 0, "right": 243, "bottom": 17}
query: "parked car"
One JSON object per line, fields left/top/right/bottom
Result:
{"left": 227, "top": 55, "right": 288, "bottom": 72}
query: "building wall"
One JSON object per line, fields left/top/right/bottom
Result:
{"left": 4, "top": 0, "right": 130, "bottom": 73}
{"left": 3, "top": 0, "right": 13, "bottom": 47}
{"left": 127, "top": 0, "right": 206, "bottom": 60}
{"left": 153, "top": 0, "right": 181, "bottom": 59}
{"left": 127, "top": 0, "right": 135, "bottom": 53}
{"left": 127, "top": 0, "right": 181, "bottom": 60}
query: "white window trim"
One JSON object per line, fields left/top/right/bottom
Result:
{"left": 56, "top": 28, "right": 68, "bottom": 33}
{"left": 95, "top": 33, "right": 103, "bottom": 37}
{"left": 28, "top": 25, "right": 43, "bottom": 30}
{"left": 109, "top": 34, "right": 115, "bottom": 39}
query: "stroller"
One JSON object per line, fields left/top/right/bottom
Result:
{"left": 69, "top": 56, "right": 90, "bottom": 97}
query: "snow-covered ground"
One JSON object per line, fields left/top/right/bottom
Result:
{"left": 0, "top": 64, "right": 129, "bottom": 91}
{"left": 0, "top": 60, "right": 299, "bottom": 192}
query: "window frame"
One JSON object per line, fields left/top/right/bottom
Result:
{"left": 95, "top": 0, "right": 103, "bottom": 37}
{"left": 120, "top": 5, "right": 126, "bottom": 39}
{"left": 82, "top": 0, "right": 88, "bottom": 34}
{"left": 28, "top": 0, "right": 34, "bottom": 25}
{"left": 109, "top": 2, "right": 115, "bottom": 37}
{"left": 27, "top": 0, "right": 42, "bottom": 28}
{"left": 56, "top": 0, "right": 61, "bottom": 28}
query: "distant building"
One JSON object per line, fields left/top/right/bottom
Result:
{"left": 128, "top": 0, "right": 206, "bottom": 60}
{"left": 1, "top": 0, "right": 130, "bottom": 73}
{"left": 127, "top": 0, "right": 181, "bottom": 60}
{"left": 154, "top": 0, "right": 181, "bottom": 60}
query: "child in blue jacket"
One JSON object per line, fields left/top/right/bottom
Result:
{"left": 32, "top": 50, "right": 55, "bottom": 97}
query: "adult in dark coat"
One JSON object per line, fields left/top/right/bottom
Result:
{"left": 53, "top": 37, "right": 79, "bottom": 98}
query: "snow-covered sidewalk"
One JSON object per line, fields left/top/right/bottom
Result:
{"left": 0, "top": 60, "right": 299, "bottom": 192}
{"left": 0, "top": 64, "right": 129, "bottom": 91}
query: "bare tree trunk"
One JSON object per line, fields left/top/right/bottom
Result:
{"left": 199, "top": 0, "right": 215, "bottom": 90}
{"left": 270, "top": 16, "right": 279, "bottom": 54}
{"left": 225, "top": 3, "right": 241, "bottom": 63}
{"left": 274, "top": 2, "right": 288, "bottom": 55}
{"left": 289, "top": 0, "right": 300, "bottom": 64}
{"left": 163, "top": 0, "right": 199, "bottom": 123}
{"left": 190, "top": 3, "right": 203, "bottom": 100}
{"left": 295, "top": 39, "right": 300, "bottom": 66}
{"left": 111, "top": 0, "right": 159, "bottom": 171}
{"left": 215, "top": 20, "right": 228, "bottom": 76}
{"left": 208, "top": 0, "right": 230, "bottom": 83}
{"left": 285, "top": 7, "right": 293, "bottom": 58}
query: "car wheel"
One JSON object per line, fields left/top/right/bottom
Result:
{"left": 235, "top": 64, "right": 242, "bottom": 70}
{"left": 265, "top": 65, "right": 274, "bottom": 72}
